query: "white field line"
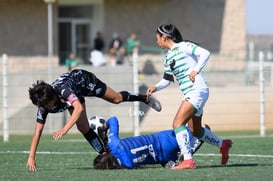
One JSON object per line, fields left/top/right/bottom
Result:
{"left": 0, "top": 151, "right": 273, "bottom": 158}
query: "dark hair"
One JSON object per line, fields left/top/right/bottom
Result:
{"left": 93, "top": 152, "right": 122, "bottom": 169}
{"left": 28, "top": 80, "right": 56, "bottom": 107}
{"left": 157, "top": 24, "right": 183, "bottom": 43}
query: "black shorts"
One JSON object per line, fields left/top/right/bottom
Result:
{"left": 53, "top": 69, "right": 107, "bottom": 98}
{"left": 92, "top": 76, "right": 107, "bottom": 97}
{"left": 83, "top": 70, "right": 107, "bottom": 98}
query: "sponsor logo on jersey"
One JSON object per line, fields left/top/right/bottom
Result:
{"left": 170, "top": 59, "right": 176, "bottom": 71}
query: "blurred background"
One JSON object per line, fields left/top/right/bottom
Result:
{"left": 1, "top": 0, "right": 273, "bottom": 138}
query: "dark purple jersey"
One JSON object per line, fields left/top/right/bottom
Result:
{"left": 36, "top": 69, "right": 107, "bottom": 124}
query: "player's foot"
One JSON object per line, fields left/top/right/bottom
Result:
{"left": 171, "top": 159, "right": 197, "bottom": 170}
{"left": 146, "top": 96, "right": 162, "bottom": 112}
{"left": 220, "top": 139, "right": 233, "bottom": 165}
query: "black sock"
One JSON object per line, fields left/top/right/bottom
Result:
{"left": 119, "top": 91, "right": 147, "bottom": 103}
{"left": 83, "top": 128, "right": 105, "bottom": 154}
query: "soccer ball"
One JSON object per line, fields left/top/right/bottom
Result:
{"left": 88, "top": 116, "right": 106, "bottom": 134}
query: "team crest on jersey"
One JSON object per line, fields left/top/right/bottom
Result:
{"left": 172, "top": 47, "right": 179, "bottom": 52}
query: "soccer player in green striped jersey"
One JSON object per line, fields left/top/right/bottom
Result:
{"left": 146, "top": 24, "right": 232, "bottom": 170}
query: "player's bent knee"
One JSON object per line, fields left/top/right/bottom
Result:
{"left": 111, "top": 98, "right": 122, "bottom": 104}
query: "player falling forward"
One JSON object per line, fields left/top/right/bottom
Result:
{"left": 146, "top": 24, "right": 232, "bottom": 169}
{"left": 26, "top": 69, "right": 161, "bottom": 172}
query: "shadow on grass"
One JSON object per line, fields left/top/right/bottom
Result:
{"left": 72, "top": 165, "right": 162, "bottom": 170}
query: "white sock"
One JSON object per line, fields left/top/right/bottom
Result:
{"left": 175, "top": 126, "right": 192, "bottom": 160}
{"left": 190, "top": 136, "right": 202, "bottom": 153}
{"left": 199, "top": 127, "right": 222, "bottom": 148}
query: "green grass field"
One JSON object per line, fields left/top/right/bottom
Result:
{"left": 0, "top": 131, "right": 273, "bottom": 181}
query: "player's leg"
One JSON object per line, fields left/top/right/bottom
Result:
{"left": 190, "top": 124, "right": 210, "bottom": 154}
{"left": 69, "top": 104, "right": 106, "bottom": 154}
{"left": 174, "top": 124, "right": 210, "bottom": 168}
{"left": 190, "top": 116, "right": 232, "bottom": 165}
{"left": 172, "top": 100, "right": 197, "bottom": 170}
{"left": 187, "top": 116, "right": 202, "bottom": 136}
{"left": 102, "top": 86, "right": 161, "bottom": 111}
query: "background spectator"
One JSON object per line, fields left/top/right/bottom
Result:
{"left": 94, "top": 31, "right": 105, "bottom": 52}
{"left": 90, "top": 49, "right": 106, "bottom": 67}
{"left": 109, "top": 32, "right": 124, "bottom": 66}
{"left": 90, "top": 31, "right": 106, "bottom": 67}
{"left": 65, "top": 53, "right": 81, "bottom": 71}
{"left": 126, "top": 32, "right": 140, "bottom": 55}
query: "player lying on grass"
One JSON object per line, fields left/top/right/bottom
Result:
{"left": 93, "top": 116, "right": 209, "bottom": 169}
{"left": 26, "top": 69, "right": 161, "bottom": 172}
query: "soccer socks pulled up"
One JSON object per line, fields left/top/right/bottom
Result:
{"left": 174, "top": 126, "right": 192, "bottom": 160}
{"left": 190, "top": 125, "right": 210, "bottom": 154}
{"left": 119, "top": 91, "right": 162, "bottom": 112}
{"left": 119, "top": 91, "right": 146, "bottom": 102}
{"left": 198, "top": 127, "right": 222, "bottom": 148}
{"left": 83, "top": 128, "right": 105, "bottom": 154}
{"left": 190, "top": 136, "right": 203, "bottom": 154}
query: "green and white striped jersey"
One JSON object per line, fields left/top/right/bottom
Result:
{"left": 163, "top": 41, "right": 210, "bottom": 95}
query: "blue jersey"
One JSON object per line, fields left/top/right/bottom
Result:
{"left": 106, "top": 116, "right": 192, "bottom": 168}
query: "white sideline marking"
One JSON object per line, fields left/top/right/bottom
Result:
{"left": 0, "top": 151, "right": 273, "bottom": 158}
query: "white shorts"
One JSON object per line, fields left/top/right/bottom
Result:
{"left": 184, "top": 88, "right": 209, "bottom": 117}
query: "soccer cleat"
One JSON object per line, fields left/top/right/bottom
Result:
{"left": 171, "top": 159, "right": 197, "bottom": 170}
{"left": 146, "top": 96, "right": 162, "bottom": 112}
{"left": 220, "top": 139, "right": 233, "bottom": 165}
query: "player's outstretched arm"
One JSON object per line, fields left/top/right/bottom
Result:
{"left": 26, "top": 122, "right": 44, "bottom": 172}
{"left": 146, "top": 86, "right": 157, "bottom": 96}
{"left": 53, "top": 100, "right": 83, "bottom": 140}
